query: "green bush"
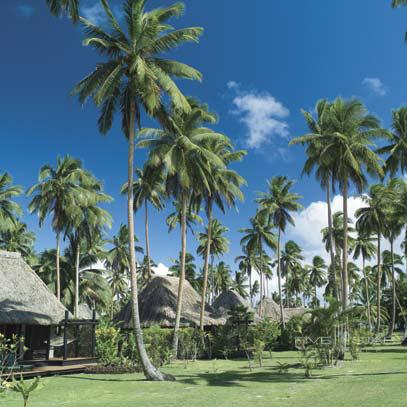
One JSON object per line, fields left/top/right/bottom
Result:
{"left": 95, "top": 325, "right": 122, "bottom": 367}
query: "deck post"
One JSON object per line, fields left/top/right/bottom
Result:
{"left": 91, "top": 309, "right": 96, "bottom": 358}
{"left": 46, "top": 326, "right": 51, "bottom": 361}
{"left": 63, "top": 310, "right": 69, "bottom": 361}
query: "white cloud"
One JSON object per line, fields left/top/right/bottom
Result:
{"left": 362, "top": 77, "right": 387, "bottom": 96}
{"left": 229, "top": 83, "right": 289, "bottom": 149}
{"left": 152, "top": 263, "right": 169, "bottom": 276}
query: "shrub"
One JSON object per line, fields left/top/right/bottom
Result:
{"left": 95, "top": 325, "right": 121, "bottom": 367}
{"left": 143, "top": 326, "right": 173, "bottom": 367}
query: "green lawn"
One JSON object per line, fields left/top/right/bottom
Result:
{"left": 2, "top": 346, "right": 406, "bottom": 407}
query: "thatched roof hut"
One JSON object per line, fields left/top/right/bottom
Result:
{"left": 0, "top": 251, "right": 68, "bottom": 325}
{"left": 213, "top": 290, "right": 258, "bottom": 319}
{"left": 256, "top": 298, "right": 307, "bottom": 322}
{"left": 116, "top": 275, "right": 225, "bottom": 328}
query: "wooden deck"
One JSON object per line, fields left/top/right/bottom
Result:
{"left": 1, "top": 358, "right": 97, "bottom": 379}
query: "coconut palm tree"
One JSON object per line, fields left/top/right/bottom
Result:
{"left": 166, "top": 200, "right": 203, "bottom": 233}
{"left": 309, "top": 256, "right": 327, "bottom": 308}
{"left": 169, "top": 252, "right": 198, "bottom": 290}
{"left": 72, "top": 0, "right": 203, "bottom": 380}
{"left": 293, "top": 98, "right": 386, "bottom": 310}
{"left": 27, "top": 156, "right": 87, "bottom": 301}
{"left": 46, "top": 0, "right": 80, "bottom": 21}
{"left": 197, "top": 219, "right": 230, "bottom": 307}
{"left": 233, "top": 271, "right": 249, "bottom": 299}
{"left": 240, "top": 211, "right": 277, "bottom": 317}
{"left": 194, "top": 137, "right": 246, "bottom": 329}
{"left": 257, "top": 176, "right": 302, "bottom": 327}
{"left": 122, "top": 167, "right": 165, "bottom": 279}
{"left": 353, "top": 231, "right": 376, "bottom": 329}
{"left": 356, "top": 183, "right": 392, "bottom": 332}
{"left": 140, "top": 99, "right": 227, "bottom": 355}
{"left": 279, "top": 240, "right": 304, "bottom": 307}
{"left": 0, "top": 173, "right": 22, "bottom": 232}
{"left": 213, "top": 261, "right": 232, "bottom": 296}
{"left": 0, "top": 221, "right": 35, "bottom": 260}
{"left": 235, "top": 245, "right": 255, "bottom": 306}
{"left": 290, "top": 100, "right": 339, "bottom": 298}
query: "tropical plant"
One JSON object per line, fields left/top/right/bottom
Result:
{"left": 27, "top": 156, "right": 88, "bottom": 300}
{"left": 0, "top": 221, "right": 35, "bottom": 261}
{"left": 356, "top": 183, "right": 393, "bottom": 332}
{"left": 122, "top": 167, "right": 165, "bottom": 279}
{"left": 352, "top": 231, "right": 376, "bottom": 329}
{"left": 257, "top": 176, "right": 303, "bottom": 327}
{"left": 73, "top": 0, "right": 203, "bottom": 379}
{"left": 46, "top": 0, "right": 80, "bottom": 22}
{"left": 290, "top": 100, "right": 338, "bottom": 299}
{"left": 140, "top": 99, "right": 227, "bottom": 356}
{"left": 240, "top": 211, "right": 277, "bottom": 317}
{"left": 169, "top": 252, "right": 198, "bottom": 290}
{"left": 0, "top": 173, "right": 22, "bottom": 233}
{"left": 309, "top": 256, "right": 327, "bottom": 308}
{"left": 233, "top": 271, "right": 249, "bottom": 299}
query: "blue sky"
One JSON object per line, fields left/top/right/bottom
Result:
{"left": 2, "top": 0, "right": 407, "bottom": 275}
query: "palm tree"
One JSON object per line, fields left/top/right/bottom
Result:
{"left": 233, "top": 271, "right": 249, "bottom": 299}
{"left": 213, "top": 261, "right": 232, "bottom": 296}
{"left": 292, "top": 98, "right": 386, "bottom": 310}
{"left": 290, "top": 100, "right": 338, "bottom": 299}
{"left": 67, "top": 173, "right": 112, "bottom": 318}
{"left": 122, "top": 167, "right": 165, "bottom": 279}
{"left": 28, "top": 156, "right": 86, "bottom": 300}
{"left": 309, "top": 256, "right": 327, "bottom": 308}
{"left": 356, "top": 183, "right": 391, "bottom": 332}
{"left": 140, "top": 99, "right": 227, "bottom": 355}
{"left": 197, "top": 219, "right": 230, "bottom": 306}
{"left": 0, "top": 221, "right": 35, "bottom": 260}
{"left": 169, "top": 252, "right": 198, "bottom": 290}
{"left": 73, "top": 0, "right": 202, "bottom": 380}
{"left": 257, "top": 176, "right": 302, "bottom": 327}
{"left": 240, "top": 211, "right": 277, "bottom": 317}
{"left": 279, "top": 240, "right": 304, "bottom": 307}
{"left": 353, "top": 231, "right": 376, "bottom": 330}
{"left": 46, "top": 0, "right": 80, "bottom": 22}
{"left": 166, "top": 200, "right": 203, "bottom": 233}
{"left": 0, "top": 173, "right": 22, "bottom": 232}
{"left": 235, "top": 245, "right": 255, "bottom": 306}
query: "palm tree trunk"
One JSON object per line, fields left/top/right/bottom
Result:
{"left": 326, "top": 181, "right": 337, "bottom": 299}
{"left": 259, "top": 241, "right": 264, "bottom": 317}
{"left": 56, "top": 232, "right": 61, "bottom": 301}
{"left": 172, "top": 193, "right": 188, "bottom": 356}
{"left": 314, "top": 283, "right": 317, "bottom": 308}
{"left": 388, "top": 239, "right": 396, "bottom": 336}
{"left": 376, "top": 232, "right": 381, "bottom": 333}
{"left": 145, "top": 199, "right": 152, "bottom": 279}
{"left": 127, "top": 100, "right": 173, "bottom": 381}
{"left": 248, "top": 265, "right": 252, "bottom": 307}
{"left": 362, "top": 255, "right": 372, "bottom": 331}
{"left": 74, "top": 238, "right": 80, "bottom": 318}
{"left": 199, "top": 202, "right": 212, "bottom": 330}
{"left": 277, "top": 227, "right": 285, "bottom": 329}
{"left": 342, "top": 181, "right": 349, "bottom": 309}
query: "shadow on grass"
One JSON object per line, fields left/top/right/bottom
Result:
{"left": 60, "top": 375, "right": 144, "bottom": 383}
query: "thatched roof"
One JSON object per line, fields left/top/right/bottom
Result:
{"left": 77, "top": 303, "right": 98, "bottom": 320}
{"left": 0, "top": 251, "right": 68, "bottom": 325}
{"left": 213, "top": 290, "right": 258, "bottom": 319}
{"left": 116, "top": 275, "right": 225, "bottom": 328}
{"left": 256, "top": 298, "right": 307, "bottom": 322}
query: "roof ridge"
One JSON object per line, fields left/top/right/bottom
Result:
{"left": 0, "top": 250, "right": 21, "bottom": 259}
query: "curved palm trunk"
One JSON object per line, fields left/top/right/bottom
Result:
{"left": 388, "top": 239, "right": 396, "bottom": 337}
{"left": 199, "top": 203, "right": 212, "bottom": 330}
{"left": 277, "top": 228, "right": 285, "bottom": 329}
{"left": 376, "top": 232, "right": 381, "bottom": 333}
{"left": 74, "top": 238, "right": 80, "bottom": 318}
{"left": 145, "top": 200, "right": 152, "bottom": 279}
{"left": 314, "top": 284, "right": 318, "bottom": 308}
{"left": 362, "top": 255, "right": 372, "bottom": 331}
{"left": 248, "top": 265, "right": 252, "bottom": 307}
{"left": 342, "top": 181, "right": 349, "bottom": 309}
{"left": 56, "top": 232, "right": 61, "bottom": 301}
{"left": 172, "top": 194, "right": 188, "bottom": 356}
{"left": 128, "top": 102, "right": 173, "bottom": 381}
{"left": 326, "top": 181, "right": 337, "bottom": 299}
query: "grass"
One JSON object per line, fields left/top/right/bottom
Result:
{"left": 2, "top": 345, "right": 406, "bottom": 407}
